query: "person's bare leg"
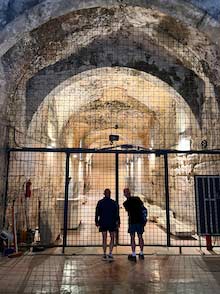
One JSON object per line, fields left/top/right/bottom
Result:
{"left": 138, "top": 233, "right": 144, "bottom": 256}
{"left": 102, "top": 231, "right": 107, "bottom": 255}
{"left": 130, "top": 233, "right": 136, "bottom": 254}
{"left": 109, "top": 231, "right": 115, "bottom": 255}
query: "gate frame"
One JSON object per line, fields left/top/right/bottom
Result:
{"left": 6, "top": 147, "right": 220, "bottom": 253}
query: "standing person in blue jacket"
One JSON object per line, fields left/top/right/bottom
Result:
{"left": 123, "top": 188, "right": 146, "bottom": 261}
{"left": 95, "top": 188, "right": 120, "bottom": 261}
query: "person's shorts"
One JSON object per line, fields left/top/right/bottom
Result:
{"left": 128, "top": 224, "right": 144, "bottom": 235}
{"left": 99, "top": 226, "right": 117, "bottom": 232}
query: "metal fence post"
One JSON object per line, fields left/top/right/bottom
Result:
{"left": 115, "top": 152, "right": 119, "bottom": 245}
{"left": 164, "top": 153, "right": 171, "bottom": 247}
{"left": 62, "top": 152, "right": 70, "bottom": 253}
{"left": 3, "top": 150, "right": 10, "bottom": 228}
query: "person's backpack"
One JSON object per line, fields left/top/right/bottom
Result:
{"left": 141, "top": 205, "right": 148, "bottom": 225}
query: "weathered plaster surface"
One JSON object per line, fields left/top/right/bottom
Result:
{"left": 0, "top": 0, "right": 220, "bottom": 58}
{"left": 0, "top": 0, "right": 220, "bottom": 31}
{"left": 0, "top": 6, "right": 218, "bottom": 149}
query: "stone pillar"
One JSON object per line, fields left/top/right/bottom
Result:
{"left": 77, "top": 139, "right": 85, "bottom": 195}
{"left": 135, "top": 156, "right": 143, "bottom": 194}
{"left": 78, "top": 159, "right": 84, "bottom": 195}
{"left": 130, "top": 157, "right": 135, "bottom": 193}
{"left": 84, "top": 155, "right": 92, "bottom": 194}
{"left": 124, "top": 155, "right": 130, "bottom": 188}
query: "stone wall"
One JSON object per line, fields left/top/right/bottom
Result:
{"left": 188, "top": 0, "right": 220, "bottom": 21}
{"left": 0, "top": 5, "right": 218, "bottom": 151}
{"left": 0, "top": 0, "right": 219, "bottom": 31}
{"left": 6, "top": 151, "right": 65, "bottom": 244}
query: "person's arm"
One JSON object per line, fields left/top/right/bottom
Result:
{"left": 95, "top": 201, "right": 100, "bottom": 226}
{"left": 138, "top": 197, "right": 144, "bottom": 206}
{"left": 123, "top": 201, "right": 128, "bottom": 211}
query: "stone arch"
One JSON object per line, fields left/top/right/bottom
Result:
{"left": 1, "top": 1, "right": 219, "bottom": 112}
{"left": 0, "top": 0, "right": 219, "bottom": 57}
{"left": 27, "top": 67, "right": 201, "bottom": 149}
{"left": 1, "top": 5, "right": 219, "bottom": 148}
{"left": 25, "top": 30, "right": 205, "bottom": 126}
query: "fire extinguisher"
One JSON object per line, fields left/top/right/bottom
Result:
{"left": 206, "top": 235, "right": 213, "bottom": 251}
{"left": 25, "top": 179, "right": 32, "bottom": 198}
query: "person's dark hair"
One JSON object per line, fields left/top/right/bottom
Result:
{"left": 123, "top": 188, "right": 130, "bottom": 194}
{"left": 104, "top": 188, "right": 111, "bottom": 196}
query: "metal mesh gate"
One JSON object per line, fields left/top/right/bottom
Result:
{"left": 118, "top": 153, "right": 166, "bottom": 246}
{"left": 4, "top": 149, "right": 220, "bottom": 252}
{"left": 169, "top": 153, "right": 220, "bottom": 247}
{"left": 66, "top": 153, "right": 116, "bottom": 246}
{"left": 6, "top": 151, "right": 65, "bottom": 247}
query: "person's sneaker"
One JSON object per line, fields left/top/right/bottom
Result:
{"left": 102, "top": 254, "right": 107, "bottom": 261}
{"left": 139, "top": 254, "right": 144, "bottom": 260}
{"left": 107, "top": 255, "right": 114, "bottom": 262}
{"left": 128, "top": 254, "right": 137, "bottom": 262}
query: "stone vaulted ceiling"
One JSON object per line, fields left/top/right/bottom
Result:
{"left": 0, "top": 2, "right": 219, "bottom": 149}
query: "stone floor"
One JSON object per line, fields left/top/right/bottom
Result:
{"left": 1, "top": 253, "right": 220, "bottom": 293}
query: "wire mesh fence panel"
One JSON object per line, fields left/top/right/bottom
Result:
{"left": 67, "top": 153, "right": 116, "bottom": 246}
{"left": 169, "top": 153, "right": 220, "bottom": 247}
{"left": 7, "top": 25, "right": 208, "bottom": 153}
{"left": 118, "top": 153, "right": 167, "bottom": 246}
{"left": 3, "top": 18, "right": 220, "bottom": 252}
{"left": 6, "top": 151, "right": 65, "bottom": 248}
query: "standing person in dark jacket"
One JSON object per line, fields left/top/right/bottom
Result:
{"left": 123, "top": 188, "right": 145, "bottom": 261}
{"left": 95, "top": 188, "right": 120, "bottom": 261}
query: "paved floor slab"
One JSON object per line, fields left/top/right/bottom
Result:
{"left": 0, "top": 255, "right": 220, "bottom": 293}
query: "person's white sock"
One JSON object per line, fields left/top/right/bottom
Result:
{"left": 132, "top": 252, "right": 136, "bottom": 257}
{"left": 109, "top": 253, "right": 112, "bottom": 257}
{"left": 140, "top": 251, "right": 144, "bottom": 255}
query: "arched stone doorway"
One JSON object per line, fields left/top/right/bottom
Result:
{"left": 1, "top": 3, "right": 220, "bottom": 250}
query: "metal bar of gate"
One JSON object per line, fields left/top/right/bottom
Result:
{"left": 8, "top": 147, "right": 220, "bottom": 155}
{"left": 115, "top": 153, "right": 119, "bottom": 245}
{"left": 3, "top": 150, "right": 10, "bottom": 227}
{"left": 62, "top": 152, "right": 70, "bottom": 253}
{"left": 164, "top": 153, "right": 171, "bottom": 247}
